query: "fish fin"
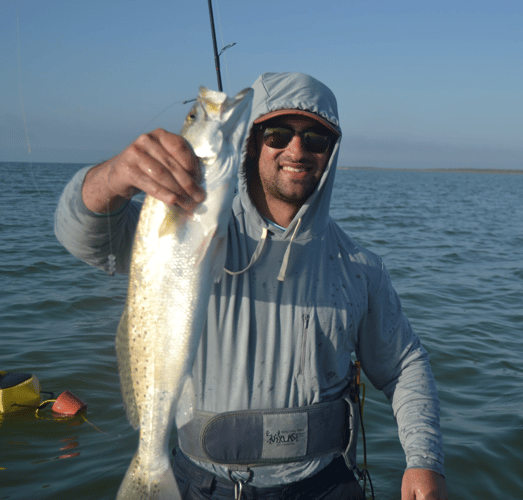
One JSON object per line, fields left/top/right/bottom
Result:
{"left": 175, "top": 376, "right": 195, "bottom": 429}
{"left": 116, "top": 450, "right": 181, "bottom": 500}
{"left": 158, "top": 206, "right": 185, "bottom": 239}
{"left": 115, "top": 308, "right": 140, "bottom": 430}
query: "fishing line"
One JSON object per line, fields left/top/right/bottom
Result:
{"left": 80, "top": 413, "right": 112, "bottom": 436}
{"left": 355, "top": 361, "right": 374, "bottom": 500}
{"left": 142, "top": 99, "right": 196, "bottom": 130}
{"left": 34, "top": 399, "right": 111, "bottom": 436}
{"left": 16, "top": 6, "right": 30, "bottom": 155}
{"left": 16, "top": 3, "right": 42, "bottom": 199}
{"left": 106, "top": 195, "right": 117, "bottom": 276}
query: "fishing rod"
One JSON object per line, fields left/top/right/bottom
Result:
{"left": 207, "top": 0, "right": 222, "bottom": 91}
{"left": 207, "top": 0, "right": 236, "bottom": 92}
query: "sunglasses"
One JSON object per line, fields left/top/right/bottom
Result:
{"left": 261, "top": 126, "right": 333, "bottom": 154}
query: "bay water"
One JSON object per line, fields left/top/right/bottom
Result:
{"left": 1, "top": 162, "right": 521, "bottom": 499}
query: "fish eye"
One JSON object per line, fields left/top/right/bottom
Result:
{"left": 187, "top": 105, "right": 198, "bottom": 121}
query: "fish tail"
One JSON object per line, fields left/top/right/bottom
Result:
{"left": 116, "top": 450, "right": 181, "bottom": 500}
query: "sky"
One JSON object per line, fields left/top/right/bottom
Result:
{"left": 1, "top": 0, "right": 522, "bottom": 169}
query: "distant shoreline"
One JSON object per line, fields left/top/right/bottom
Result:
{"left": 339, "top": 166, "right": 523, "bottom": 175}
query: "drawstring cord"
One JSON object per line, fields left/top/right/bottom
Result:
{"left": 224, "top": 228, "right": 268, "bottom": 276}
{"left": 224, "top": 217, "right": 302, "bottom": 282}
{"left": 277, "top": 218, "right": 301, "bottom": 281}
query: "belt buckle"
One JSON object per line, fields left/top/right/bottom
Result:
{"left": 228, "top": 468, "right": 253, "bottom": 500}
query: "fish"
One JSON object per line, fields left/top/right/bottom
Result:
{"left": 115, "top": 86, "right": 253, "bottom": 499}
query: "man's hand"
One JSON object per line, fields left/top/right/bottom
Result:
{"left": 401, "top": 468, "right": 448, "bottom": 500}
{"left": 82, "top": 129, "right": 206, "bottom": 214}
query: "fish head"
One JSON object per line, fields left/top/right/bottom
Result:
{"left": 181, "top": 87, "right": 253, "bottom": 186}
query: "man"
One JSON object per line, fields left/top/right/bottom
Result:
{"left": 55, "top": 72, "right": 447, "bottom": 499}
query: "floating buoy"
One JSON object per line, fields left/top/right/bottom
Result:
{"left": 2, "top": 371, "right": 105, "bottom": 435}
{"left": 1, "top": 371, "right": 87, "bottom": 419}
{"left": 0, "top": 371, "right": 41, "bottom": 413}
{"left": 51, "top": 390, "right": 87, "bottom": 416}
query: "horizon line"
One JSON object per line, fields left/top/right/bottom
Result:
{"left": 339, "top": 166, "right": 523, "bottom": 175}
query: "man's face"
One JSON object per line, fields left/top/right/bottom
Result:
{"left": 249, "top": 115, "right": 334, "bottom": 218}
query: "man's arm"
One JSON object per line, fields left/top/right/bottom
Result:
{"left": 356, "top": 263, "right": 446, "bottom": 497}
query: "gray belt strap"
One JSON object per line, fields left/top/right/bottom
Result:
{"left": 177, "top": 399, "right": 350, "bottom": 466}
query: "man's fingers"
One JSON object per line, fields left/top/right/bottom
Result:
{"left": 155, "top": 129, "right": 201, "bottom": 180}
{"left": 119, "top": 129, "right": 206, "bottom": 209}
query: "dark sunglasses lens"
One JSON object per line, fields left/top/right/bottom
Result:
{"left": 263, "top": 127, "right": 294, "bottom": 149}
{"left": 262, "top": 127, "right": 331, "bottom": 153}
{"left": 303, "top": 132, "right": 330, "bottom": 153}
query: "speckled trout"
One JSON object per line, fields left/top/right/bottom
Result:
{"left": 115, "top": 86, "right": 253, "bottom": 499}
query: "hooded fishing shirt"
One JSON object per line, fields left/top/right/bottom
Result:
{"left": 55, "top": 72, "right": 444, "bottom": 487}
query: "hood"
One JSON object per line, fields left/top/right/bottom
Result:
{"left": 238, "top": 72, "right": 342, "bottom": 242}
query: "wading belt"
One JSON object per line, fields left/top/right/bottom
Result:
{"left": 177, "top": 396, "right": 359, "bottom": 467}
